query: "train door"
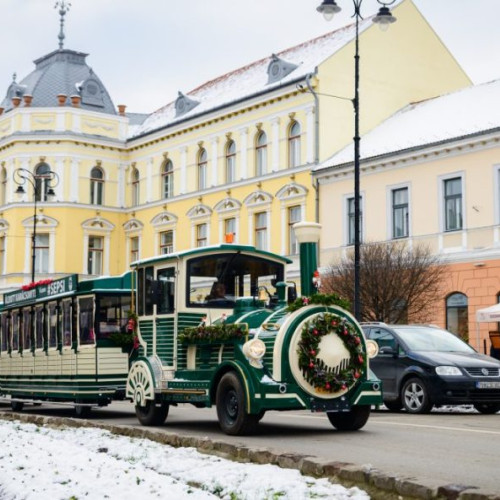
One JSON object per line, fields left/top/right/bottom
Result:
{"left": 155, "top": 266, "right": 176, "bottom": 369}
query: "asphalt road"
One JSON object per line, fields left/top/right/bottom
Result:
{"left": 4, "top": 401, "right": 500, "bottom": 494}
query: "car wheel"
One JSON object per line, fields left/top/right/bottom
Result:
{"left": 135, "top": 400, "right": 169, "bottom": 426}
{"left": 474, "top": 403, "right": 500, "bottom": 414}
{"left": 401, "top": 377, "right": 432, "bottom": 414}
{"left": 327, "top": 405, "right": 371, "bottom": 431}
{"left": 216, "top": 372, "right": 258, "bottom": 435}
{"left": 384, "top": 399, "right": 403, "bottom": 412}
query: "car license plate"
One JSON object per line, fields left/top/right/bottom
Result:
{"left": 476, "top": 381, "right": 500, "bottom": 389}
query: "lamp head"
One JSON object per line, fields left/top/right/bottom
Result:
{"left": 15, "top": 185, "right": 25, "bottom": 199}
{"left": 373, "top": 6, "right": 397, "bottom": 31}
{"left": 46, "top": 188, "right": 56, "bottom": 201}
{"left": 316, "top": 0, "right": 341, "bottom": 21}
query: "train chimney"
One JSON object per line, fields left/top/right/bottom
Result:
{"left": 293, "top": 221, "right": 321, "bottom": 297}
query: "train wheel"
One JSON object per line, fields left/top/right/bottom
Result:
{"left": 135, "top": 401, "right": 169, "bottom": 426}
{"left": 327, "top": 405, "right": 371, "bottom": 431}
{"left": 216, "top": 372, "right": 258, "bottom": 436}
{"left": 11, "top": 401, "right": 24, "bottom": 412}
{"left": 74, "top": 404, "right": 92, "bottom": 418}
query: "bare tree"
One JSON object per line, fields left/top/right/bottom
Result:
{"left": 322, "top": 242, "right": 446, "bottom": 324}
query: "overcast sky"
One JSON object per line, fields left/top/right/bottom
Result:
{"left": 0, "top": 0, "right": 498, "bottom": 114}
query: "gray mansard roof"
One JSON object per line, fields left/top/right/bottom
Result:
{"left": 1, "top": 49, "right": 116, "bottom": 115}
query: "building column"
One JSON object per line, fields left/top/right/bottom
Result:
{"left": 306, "top": 106, "right": 315, "bottom": 164}
{"left": 146, "top": 157, "right": 154, "bottom": 203}
{"left": 210, "top": 138, "right": 219, "bottom": 187}
{"left": 70, "top": 159, "right": 80, "bottom": 202}
{"left": 239, "top": 127, "right": 248, "bottom": 180}
{"left": 118, "top": 163, "right": 128, "bottom": 207}
{"left": 271, "top": 117, "right": 281, "bottom": 172}
{"left": 180, "top": 146, "right": 187, "bottom": 194}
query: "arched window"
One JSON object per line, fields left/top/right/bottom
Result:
{"left": 131, "top": 167, "right": 140, "bottom": 206}
{"left": 0, "top": 166, "right": 6, "bottom": 205}
{"left": 288, "top": 121, "right": 301, "bottom": 168}
{"left": 255, "top": 131, "right": 267, "bottom": 177}
{"left": 35, "top": 163, "right": 52, "bottom": 202}
{"left": 198, "top": 149, "right": 207, "bottom": 190}
{"left": 90, "top": 166, "right": 104, "bottom": 205}
{"left": 446, "top": 292, "right": 469, "bottom": 341}
{"left": 225, "top": 140, "right": 236, "bottom": 183}
{"left": 162, "top": 160, "right": 173, "bottom": 199}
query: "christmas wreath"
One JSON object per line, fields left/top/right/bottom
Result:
{"left": 297, "top": 312, "right": 365, "bottom": 393}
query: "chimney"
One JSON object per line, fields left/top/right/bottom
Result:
{"left": 57, "top": 94, "right": 67, "bottom": 106}
{"left": 293, "top": 221, "right": 322, "bottom": 297}
{"left": 23, "top": 95, "right": 33, "bottom": 107}
{"left": 11, "top": 96, "right": 21, "bottom": 108}
{"left": 117, "top": 104, "right": 127, "bottom": 116}
{"left": 70, "top": 95, "right": 81, "bottom": 107}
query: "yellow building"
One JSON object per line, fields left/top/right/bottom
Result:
{"left": 0, "top": 0, "right": 470, "bottom": 295}
{"left": 315, "top": 79, "right": 500, "bottom": 353}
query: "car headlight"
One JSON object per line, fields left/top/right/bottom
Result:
{"left": 436, "top": 366, "right": 462, "bottom": 376}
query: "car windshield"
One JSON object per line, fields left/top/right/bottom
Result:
{"left": 392, "top": 326, "right": 475, "bottom": 353}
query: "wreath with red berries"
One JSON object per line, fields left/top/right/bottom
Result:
{"left": 297, "top": 312, "right": 365, "bottom": 393}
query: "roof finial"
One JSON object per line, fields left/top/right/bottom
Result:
{"left": 54, "top": 1, "right": 71, "bottom": 50}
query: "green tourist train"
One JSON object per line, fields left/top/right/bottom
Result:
{"left": 0, "top": 222, "right": 382, "bottom": 434}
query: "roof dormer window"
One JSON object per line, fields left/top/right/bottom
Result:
{"left": 80, "top": 76, "right": 104, "bottom": 107}
{"left": 175, "top": 92, "right": 200, "bottom": 117}
{"left": 267, "top": 54, "right": 298, "bottom": 85}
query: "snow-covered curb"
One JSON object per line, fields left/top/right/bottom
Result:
{"left": 0, "top": 412, "right": 496, "bottom": 500}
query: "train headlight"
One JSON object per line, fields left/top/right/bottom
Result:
{"left": 243, "top": 338, "right": 266, "bottom": 368}
{"left": 365, "top": 339, "right": 379, "bottom": 359}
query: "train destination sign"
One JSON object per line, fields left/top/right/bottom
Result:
{"left": 3, "top": 275, "right": 78, "bottom": 307}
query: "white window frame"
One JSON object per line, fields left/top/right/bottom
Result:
{"left": 438, "top": 172, "right": 465, "bottom": 233}
{"left": 386, "top": 183, "right": 411, "bottom": 240}
{"left": 343, "top": 193, "right": 364, "bottom": 246}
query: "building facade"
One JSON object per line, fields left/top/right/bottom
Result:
{"left": 315, "top": 79, "right": 500, "bottom": 353}
{"left": 0, "top": 0, "right": 471, "bottom": 298}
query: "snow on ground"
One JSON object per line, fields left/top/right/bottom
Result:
{"left": 0, "top": 419, "right": 369, "bottom": 500}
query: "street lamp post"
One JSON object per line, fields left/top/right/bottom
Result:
{"left": 13, "top": 167, "right": 58, "bottom": 283}
{"left": 316, "top": 0, "right": 396, "bottom": 320}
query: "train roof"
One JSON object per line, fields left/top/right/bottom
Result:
{"left": 131, "top": 244, "right": 293, "bottom": 267}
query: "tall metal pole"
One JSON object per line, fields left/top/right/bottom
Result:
{"left": 13, "top": 167, "right": 59, "bottom": 284}
{"left": 31, "top": 188, "right": 38, "bottom": 283}
{"left": 316, "top": 0, "right": 396, "bottom": 321}
{"left": 353, "top": 4, "right": 361, "bottom": 321}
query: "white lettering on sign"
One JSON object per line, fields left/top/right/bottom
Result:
{"left": 47, "top": 280, "right": 66, "bottom": 296}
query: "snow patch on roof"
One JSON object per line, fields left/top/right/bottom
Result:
{"left": 129, "top": 20, "right": 373, "bottom": 139}
{"left": 317, "top": 79, "right": 500, "bottom": 169}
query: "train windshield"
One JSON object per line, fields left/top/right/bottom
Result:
{"left": 186, "top": 253, "right": 284, "bottom": 308}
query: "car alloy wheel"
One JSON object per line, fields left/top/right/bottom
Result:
{"left": 401, "top": 377, "right": 432, "bottom": 414}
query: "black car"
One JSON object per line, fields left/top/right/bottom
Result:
{"left": 361, "top": 323, "right": 500, "bottom": 414}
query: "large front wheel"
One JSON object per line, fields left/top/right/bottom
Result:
{"left": 135, "top": 400, "right": 169, "bottom": 426}
{"left": 327, "top": 405, "right": 371, "bottom": 431}
{"left": 216, "top": 372, "right": 258, "bottom": 435}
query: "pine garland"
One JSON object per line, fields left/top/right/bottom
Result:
{"left": 179, "top": 323, "right": 247, "bottom": 344}
{"left": 287, "top": 293, "right": 350, "bottom": 313}
{"left": 297, "top": 312, "right": 365, "bottom": 393}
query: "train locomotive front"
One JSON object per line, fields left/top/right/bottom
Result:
{"left": 126, "top": 222, "right": 382, "bottom": 435}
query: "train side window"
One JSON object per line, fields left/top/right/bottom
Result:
{"left": 62, "top": 300, "right": 72, "bottom": 348}
{"left": 12, "top": 311, "right": 19, "bottom": 351}
{"left": 23, "top": 309, "right": 32, "bottom": 353}
{"left": 48, "top": 302, "right": 58, "bottom": 349}
{"left": 78, "top": 297, "right": 95, "bottom": 346}
{"left": 137, "top": 268, "right": 144, "bottom": 316}
{"left": 1, "top": 312, "right": 8, "bottom": 352}
{"left": 145, "top": 266, "right": 154, "bottom": 316}
{"left": 97, "top": 295, "right": 131, "bottom": 339}
{"left": 35, "top": 306, "right": 44, "bottom": 350}
{"left": 157, "top": 267, "right": 175, "bottom": 314}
